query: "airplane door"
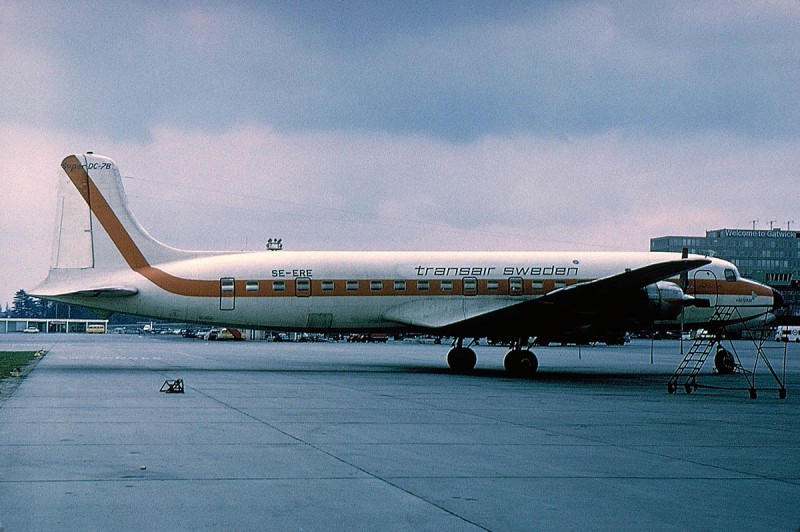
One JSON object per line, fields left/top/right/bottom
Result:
{"left": 508, "top": 277, "right": 524, "bottom": 296}
{"left": 220, "top": 277, "right": 235, "bottom": 310}
{"left": 692, "top": 270, "right": 718, "bottom": 307}
{"left": 462, "top": 277, "right": 478, "bottom": 296}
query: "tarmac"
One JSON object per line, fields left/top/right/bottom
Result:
{"left": 0, "top": 334, "right": 798, "bottom": 531}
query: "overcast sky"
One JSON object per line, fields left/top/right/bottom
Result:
{"left": 2, "top": 1, "right": 799, "bottom": 307}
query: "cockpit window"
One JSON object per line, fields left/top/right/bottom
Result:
{"left": 724, "top": 268, "right": 738, "bottom": 282}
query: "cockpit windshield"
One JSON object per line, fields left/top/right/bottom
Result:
{"left": 724, "top": 268, "right": 738, "bottom": 282}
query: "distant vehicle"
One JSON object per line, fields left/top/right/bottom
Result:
{"left": 775, "top": 326, "right": 800, "bottom": 342}
{"left": 297, "top": 333, "right": 325, "bottom": 342}
{"left": 202, "top": 328, "right": 243, "bottom": 341}
{"left": 86, "top": 324, "right": 106, "bottom": 334}
{"left": 533, "top": 330, "right": 630, "bottom": 346}
{"left": 22, "top": 327, "right": 39, "bottom": 333}
{"left": 347, "top": 333, "right": 388, "bottom": 343}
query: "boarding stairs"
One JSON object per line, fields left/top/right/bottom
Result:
{"left": 667, "top": 306, "right": 787, "bottom": 399}
{"left": 667, "top": 306, "right": 735, "bottom": 395}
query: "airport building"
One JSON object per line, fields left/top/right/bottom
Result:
{"left": 651, "top": 228, "right": 800, "bottom": 318}
{"left": 0, "top": 318, "right": 109, "bottom": 334}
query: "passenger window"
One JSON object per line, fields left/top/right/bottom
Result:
{"left": 370, "top": 280, "right": 383, "bottom": 291}
{"left": 296, "top": 279, "right": 310, "bottom": 292}
{"left": 245, "top": 281, "right": 259, "bottom": 292}
{"left": 394, "top": 280, "right": 406, "bottom": 291}
{"left": 509, "top": 277, "right": 523, "bottom": 295}
{"left": 441, "top": 280, "right": 453, "bottom": 291}
{"left": 417, "top": 280, "right": 429, "bottom": 291}
{"left": 321, "top": 280, "right": 334, "bottom": 291}
{"left": 273, "top": 281, "right": 285, "bottom": 292}
{"left": 531, "top": 280, "right": 544, "bottom": 290}
{"left": 346, "top": 280, "right": 359, "bottom": 291}
{"left": 487, "top": 280, "right": 499, "bottom": 291}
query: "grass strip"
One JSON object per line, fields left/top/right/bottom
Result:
{"left": 0, "top": 351, "right": 41, "bottom": 379}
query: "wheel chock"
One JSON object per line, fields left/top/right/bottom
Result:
{"left": 160, "top": 379, "right": 184, "bottom": 393}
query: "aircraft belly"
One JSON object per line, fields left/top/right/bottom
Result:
{"left": 179, "top": 296, "right": 399, "bottom": 330}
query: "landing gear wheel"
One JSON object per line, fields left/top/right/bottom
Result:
{"left": 779, "top": 388, "right": 787, "bottom": 400}
{"left": 714, "top": 347, "right": 736, "bottom": 374}
{"left": 503, "top": 349, "right": 538, "bottom": 376}
{"left": 447, "top": 347, "right": 477, "bottom": 372}
{"left": 749, "top": 388, "right": 757, "bottom": 400}
{"left": 667, "top": 383, "right": 676, "bottom": 394}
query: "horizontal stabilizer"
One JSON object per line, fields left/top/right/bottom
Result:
{"left": 31, "top": 285, "right": 139, "bottom": 299}
{"left": 64, "top": 286, "right": 139, "bottom": 298}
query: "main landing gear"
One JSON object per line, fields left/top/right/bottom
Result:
{"left": 446, "top": 338, "right": 477, "bottom": 371}
{"left": 446, "top": 337, "right": 539, "bottom": 376}
{"left": 503, "top": 338, "right": 538, "bottom": 377}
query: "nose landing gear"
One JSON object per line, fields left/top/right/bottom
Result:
{"left": 714, "top": 346, "right": 736, "bottom": 375}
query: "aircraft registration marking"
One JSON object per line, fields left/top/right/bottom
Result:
{"left": 272, "top": 269, "right": 314, "bottom": 278}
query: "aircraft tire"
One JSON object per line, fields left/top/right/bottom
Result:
{"left": 503, "top": 349, "right": 538, "bottom": 376}
{"left": 447, "top": 347, "right": 477, "bottom": 371}
{"left": 714, "top": 348, "right": 736, "bottom": 375}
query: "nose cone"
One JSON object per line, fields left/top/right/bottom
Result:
{"left": 772, "top": 288, "right": 786, "bottom": 312}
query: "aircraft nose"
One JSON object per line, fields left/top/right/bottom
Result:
{"left": 772, "top": 288, "right": 785, "bottom": 311}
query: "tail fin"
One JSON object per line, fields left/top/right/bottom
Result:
{"left": 52, "top": 153, "right": 195, "bottom": 272}
{"left": 31, "top": 153, "right": 206, "bottom": 300}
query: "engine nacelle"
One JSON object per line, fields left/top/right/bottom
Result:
{"left": 642, "top": 281, "right": 687, "bottom": 320}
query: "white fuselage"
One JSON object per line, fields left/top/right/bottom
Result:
{"left": 58, "top": 250, "right": 774, "bottom": 335}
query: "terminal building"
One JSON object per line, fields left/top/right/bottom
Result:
{"left": 0, "top": 318, "right": 109, "bottom": 334}
{"left": 651, "top": 228, "right": 800, "bottom": 319}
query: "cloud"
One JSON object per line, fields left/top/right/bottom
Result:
{"left": 4, "top": 2, "right": 798, "bottom": 142}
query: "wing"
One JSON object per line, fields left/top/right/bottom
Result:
{"left": 536, "top": 258, "right": 711, "bottom": 308}
{"left": 385, "top": 258, "right": 711, "bottom": 334}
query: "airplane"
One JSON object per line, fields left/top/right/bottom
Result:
{"left": 31, "top": 153, "right": 784, "bottom": 375}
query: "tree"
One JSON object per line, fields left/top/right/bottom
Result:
{"left": 11, "top": 290, "right": 39, "bottom": 317}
